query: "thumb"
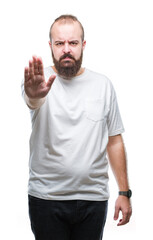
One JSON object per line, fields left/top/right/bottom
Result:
{"left": 114, "top": 206, "right": 120, "bottom": 221}
{"left": 46, "top": 74, "right": 56, "bottom": 89}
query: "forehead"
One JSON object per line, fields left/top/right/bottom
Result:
{"left": 51, "top": 20, "right": 82, "bottom": 41}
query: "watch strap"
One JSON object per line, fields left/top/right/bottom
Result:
{"left": 119, "top": 189, "right": 132, "bottom": 198}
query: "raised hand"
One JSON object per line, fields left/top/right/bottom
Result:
{"left": 24, "top": 56, "right": 56, "bottom": 99}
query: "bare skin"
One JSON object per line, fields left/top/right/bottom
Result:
{"left": 107, "top": 134, "right": 132, "bottom": 226}
{"left": 114, "top": 195, "right": 132, "bottom": 226}
{"left": 24, "top": 56, "right": 56, "bottom": 100}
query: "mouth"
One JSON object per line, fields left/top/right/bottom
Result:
{"left": 62, "top": 57, "right": 74, "bottom": 61}
{"left": 64, "top": 57, "right": 72, "bottom": 60}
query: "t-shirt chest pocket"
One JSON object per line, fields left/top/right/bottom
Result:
{"left": 85, "top": 98, "right": 108, "bottom": 122}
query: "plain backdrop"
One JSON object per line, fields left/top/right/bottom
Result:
{"left": 0, "top": 0, "right": 153, "bottom": 239}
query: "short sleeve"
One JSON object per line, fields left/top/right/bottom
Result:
{"left": 21, "top": 79, "right": 25, "bottom": 100}
{"left": 107, "top": 83, "right": 125, "bottom": 136}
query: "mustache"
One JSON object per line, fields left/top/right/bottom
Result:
{"left": 60, "top": 53, "right": 75, "bottom": 61}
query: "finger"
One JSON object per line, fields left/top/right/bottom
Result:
{"left": 33, "top": 56, "right": 39, "bottom": 75}
{"left": 46, "top": 74, "right": 56, "bottom": 89}
{"left": 117, "top": 218, "right": 126, "bottom": 226}
{"left": 37, "top": 57, "right": 44, "bottom": 76}
{"left": 117, "top": 219, "right": 124, "bottom": 226}
{"left": 117, "top": 212, "right": 129, "bottom": 226}
{"left": 24, "top": 67, "right": 29, "bottom": 82}
{"left": 117, "top": 217, "right": 129, "bottom": 226}
{"left": 29, "top": 60, "right": 34, "bottom": 79}
{"left": 114, "top": 206, "right": 120, "bottom": 221}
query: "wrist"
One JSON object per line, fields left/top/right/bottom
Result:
{"left": 24, "top": 93, "right": 46, "bottom": 109}
{"left": 119, "top": 189, "right": 132, "bottom": 198}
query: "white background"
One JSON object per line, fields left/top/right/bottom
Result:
{"left": 0, "top": 0, "right": 153, "bottom": 239}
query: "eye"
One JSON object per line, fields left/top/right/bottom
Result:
{"left": 70, "top": 41, "right": 78, "bottom": 46}
{"left": 55, "top": 42, "right": 64, "bottom": 46}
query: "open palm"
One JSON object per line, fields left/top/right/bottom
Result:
{"left": 24, "top": 56, "right": 56, "bottom": 99}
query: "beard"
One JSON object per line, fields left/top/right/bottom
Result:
{"left": 52, "top": 51, "right": 83, "bottom": 79}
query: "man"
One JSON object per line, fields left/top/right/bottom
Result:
{"left": 22, "top": 15, "right": 132, "bottom": 240}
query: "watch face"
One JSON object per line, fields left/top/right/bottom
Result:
{"left": 128, "top": 189, "right": 132, "bottom": 198}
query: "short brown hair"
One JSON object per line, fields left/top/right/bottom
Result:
{"left": 49, "top": 14, "right": 84, "bottom": 42}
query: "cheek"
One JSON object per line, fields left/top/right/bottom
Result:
{"left": 52, "top": 48, "right": 62, "bottom": 60}
{"left": 72, "top": 47, "right": 81, "bottom": 58}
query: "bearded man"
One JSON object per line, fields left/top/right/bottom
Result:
{"left": 22, "top": 14, "right": 132, "bottom": 240}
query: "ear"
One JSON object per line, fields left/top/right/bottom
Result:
{"left": 48, "top": 41, "right": 52, "bottom": 49}
{"left": 82, "top": 40, "right": 86, "bottom": 50}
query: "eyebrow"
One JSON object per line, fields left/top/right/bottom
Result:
{"left": 54, "top": 40, "right": 79, "bottom": 44}
{"left": 54, "top": 40, "right": 63, "bottom": 44}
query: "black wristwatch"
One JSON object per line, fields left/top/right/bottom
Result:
{"left": 119, "top": 189, "right": 132, "bottom": 198}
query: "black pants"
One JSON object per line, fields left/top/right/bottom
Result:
{"left": 28, "top": 195, "right": 108, "bottom": 240}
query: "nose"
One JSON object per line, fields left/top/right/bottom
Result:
{"left": 63, "top": 42, "right": 71, "bottom": 53}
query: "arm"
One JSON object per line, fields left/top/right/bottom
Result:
{"left": 24, "top": 56, "right": 56, "bottom": 109}
{"left": 107, "top": 134, "right": 132, "bottom": 226}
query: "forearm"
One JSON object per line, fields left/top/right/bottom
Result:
{"left": 107, "top": 135, "right": 129, "bottom": 191}
{"left": 24, "top": 93, "right": 46, "bottom": 109}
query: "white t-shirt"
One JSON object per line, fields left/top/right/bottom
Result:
{"left": 21, "top": 67, "right": 124, "bottom": 201}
